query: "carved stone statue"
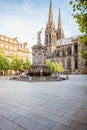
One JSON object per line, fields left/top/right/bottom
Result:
{"left": 37, "top": 28, "right": 43, "bottom": 44}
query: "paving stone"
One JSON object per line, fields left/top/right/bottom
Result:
{"left": 48, "top": 113, "right": 73, "bottom": 126}
{"left": 0, "top": 116, "right": 18, "bottom": 130}
{"left": 15, "top": 109, "right": 34, "bottom": 120}
{"left": 72, "top": 116, "right": 87, "bottom": 124}
{"left": 32, "top": 124, "right": 50, "bottom": 130}
{"left": 31, "top": 114, "right": 56, "bottom": 129}
{"left": 0, "top": 75, "right": 87, "bottom": 130}
{"left": 52, "top": 122, "right": 75, "bottom": 130}
{"left": 77, "top": 111, "right": 87, "bottom": 118}
{"left": 1, "top": 111, "right": 20, "bottom": 121}
{"left": 71, "top": 121, "right": 87, "bottom": 130}
{"left": 13, "top": 116, "right": 38, "bottom": 130}
{"left": 32, "top": 109, "right": 50, "bottom": 117}
{"left": 13, "top": 126, "right": 27, "bottom": 130}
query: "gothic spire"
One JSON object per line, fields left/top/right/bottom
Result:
{"left": 57, "top": 8, "right": 64, "bottom": 40}
{"left": 58, "top": 8, "right": 62, "bottom": 28}
{"left": 49, "top": 0, "right": 53, "bottom": 22}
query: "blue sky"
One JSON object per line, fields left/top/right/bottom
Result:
{"left": 0, "top": 0, "right": 81, "bottom": 49}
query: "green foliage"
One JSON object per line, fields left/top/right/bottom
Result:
{"left": 69, "top": 0, "right": 87, "bottom": 33}
{"left": 23, "top": 58, "right": 31, "bottom": 70}
{"left": 81, "top": 51, "right": 87, "bottom": 66}
{"left": 10, "top": 55, "right": 22, "bottom": 72}
{"left": 0, "top": 51, "right": 9, "bottom": 71}
{"left": 0, "top": 51, "right": 31, "bottom": 75}
{"left": 70, "top": 0, "right": 87, "bottom": 65}
{"left": 46, "top": 59, "right": 52, "bottom": 70}
{"left": 46, "top": 59, "right": 64, "bottom": 74}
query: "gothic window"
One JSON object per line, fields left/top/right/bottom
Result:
{"left": 74, "top": 43, "right": 78, "bottom": 69}
{"left": 67, "top": 58, "right": 71, "bottom": 70}
{"left": 49, "top": 34, "right": 51, "bottom": 43}
{"left": 74, "top": 43, "right": 78, "bottom": 54}
{"left": 61, "top": 58, "right": 65, "bottom": 68}
{"left": 52, "top": 35, "right": 54, "bottom": 43}
{"left": 75, "top": 57, "right": 78, "bottom": 69}
{"left": 60, "top": 50, "right": 62, "bottom": 56}
{"left": 56, "top": 51, "right": 59, "bottom": 56}
{"left": 63, "top": 49, "right": 65, "bottom": 56}
{"left": 67, "top": 47, "right": 71, "bottom": 55}
{"left": 46, "top": 35, "right": 48, "bottom": 44}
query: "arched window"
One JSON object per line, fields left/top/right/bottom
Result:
{"left": 74, "top": 43, "right": 78, "bottom": 54}
{"left": 74, "top": 43, "right": 78, "bottom": 69}
{"left": 63, "top": 49, "right": 65, "bottom": 56}
{"left": 75, "top": 58, "right": 78, "bottom": 69}
{"left": 67, "top": 58, "right": 71, "bottom": 70}
{"left": 67, "top": 47, "right": 71, "bottom": 55}
{"left": 46, "top": 35, "right": 48, "bottom": 44}
{"left": 56, "top": 50, "right": 59, "bottom": 56}
{"left": 61, "top": 58, "right": 65, "bottom": 68}
{"left": 49, "top": 34, "right": 51, "bottom": 43}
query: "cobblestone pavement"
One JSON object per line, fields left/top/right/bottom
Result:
{"left": 0, "top": 75, "right": 87, "bottom": 130}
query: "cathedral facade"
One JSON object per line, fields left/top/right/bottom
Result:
{"left": 32, "top": 0, "right": 85, "bottom": 74}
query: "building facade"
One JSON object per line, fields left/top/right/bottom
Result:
{"left": 32, "top": 0, "right": 85, "bottom": 74}
{"left": 0, "top": 34, "right": 29, "bottom": 61}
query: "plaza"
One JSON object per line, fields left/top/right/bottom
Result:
{"left": 0, "top": 75, "right": 87, "bottom": 130}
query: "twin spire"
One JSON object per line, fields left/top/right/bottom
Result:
{"left": 48, "top": 0, "right": 64, "bottom": 39}
{"left": 58, "top": 8, "right": 62, "bottom": 28}
{"left": 49, "top": 0, "right": 53, "bottom": 22}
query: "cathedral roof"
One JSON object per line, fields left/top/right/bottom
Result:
{"left": 57, "top": 35, "right": 79, "bottom": 46}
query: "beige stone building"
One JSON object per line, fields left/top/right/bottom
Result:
{"left": 32, "top": 0, "right": 85, "bottom": 74}
{"left": 0, "top": 34, "right": 29, "bottom": 61}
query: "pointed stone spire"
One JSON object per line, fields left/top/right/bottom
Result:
{"left": 58, "top": 8, "right": 62, "bottom": 28}
{"left": 57, "top": 8, "right": 64, "bottom": 40}
{"left": 45, "top": 0, "right": 56, "bottom": 52}
{"left": 49, "top": 0, "right": 53, "bottom": 22}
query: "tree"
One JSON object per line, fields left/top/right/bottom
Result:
{"left": 57, "top": 62, "right": 64, "bottom": 73}
{"left": 0, "top": 51, "right": 9, "bottom": 75}
{"left": 23, "top": 58, "right": 31, "bottom": 70}
{"left": 10, "top": 55, "right": 22, "bottom": 74}
{"left": 46, "top": 59, "right": 52, "bottom": 71}
{"left": 70, "top": 0, "right": 87, "bottom": 65}
{"left": 46, "top": 59, "right": 64, "bottom": 76}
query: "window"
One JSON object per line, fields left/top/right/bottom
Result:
{"left": 6, "top": 38, "right": 8, "bottom": 42}
{"left": 1, "top": 37, "right": 3, "bottom": 40}
{"left": 75, "top": 58, "right": 78, "bottom": 69}
{"left": 49, "top": 34, "right": 51, "bottom": 43}
{"left": 63, "top": 49, "right": 65, "bottom": 56}
{"left": 10, "top": 40, "right": 12, "bottom": 43}
{"left": 60, "top": 51, "right": 62, "bottom": 56}
{"left": 14, "top": 41, "right": 17, "bottom": 44}
{"left": 67, "top": 47, "right": 71, "bottom": 55}
{"left": 10, "top": 46, "right": 12, "bottom": 50}
{"left": 20, "top": 52, "right": 22, "bottom": 56}
{"left": 56, "top": 51, "right": 59, "bottom": 56}
{"left": 6, "top": 51, "right": 8, "bottom": 55}
{"left": 67, "top": 58, "right": 71, "bottom": 70}
{"left": 74, "top": 43, "right": 78, "bottom": 54}
{"left": 15, "top": 47, "right": 16, "bottom": 51}
{"left": 6, "top": 45, "right": 8, "bottom": 49}
{"left": 1, "top": 43, "right": 3, "bottom": 47}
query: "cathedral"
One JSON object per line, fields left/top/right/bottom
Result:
{"left": 32, "top": 0, "right": 85, "bottom": 74}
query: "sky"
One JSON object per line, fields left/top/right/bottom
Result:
{"left": 0, "top": 0, "right": 81, "bottom": 49}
